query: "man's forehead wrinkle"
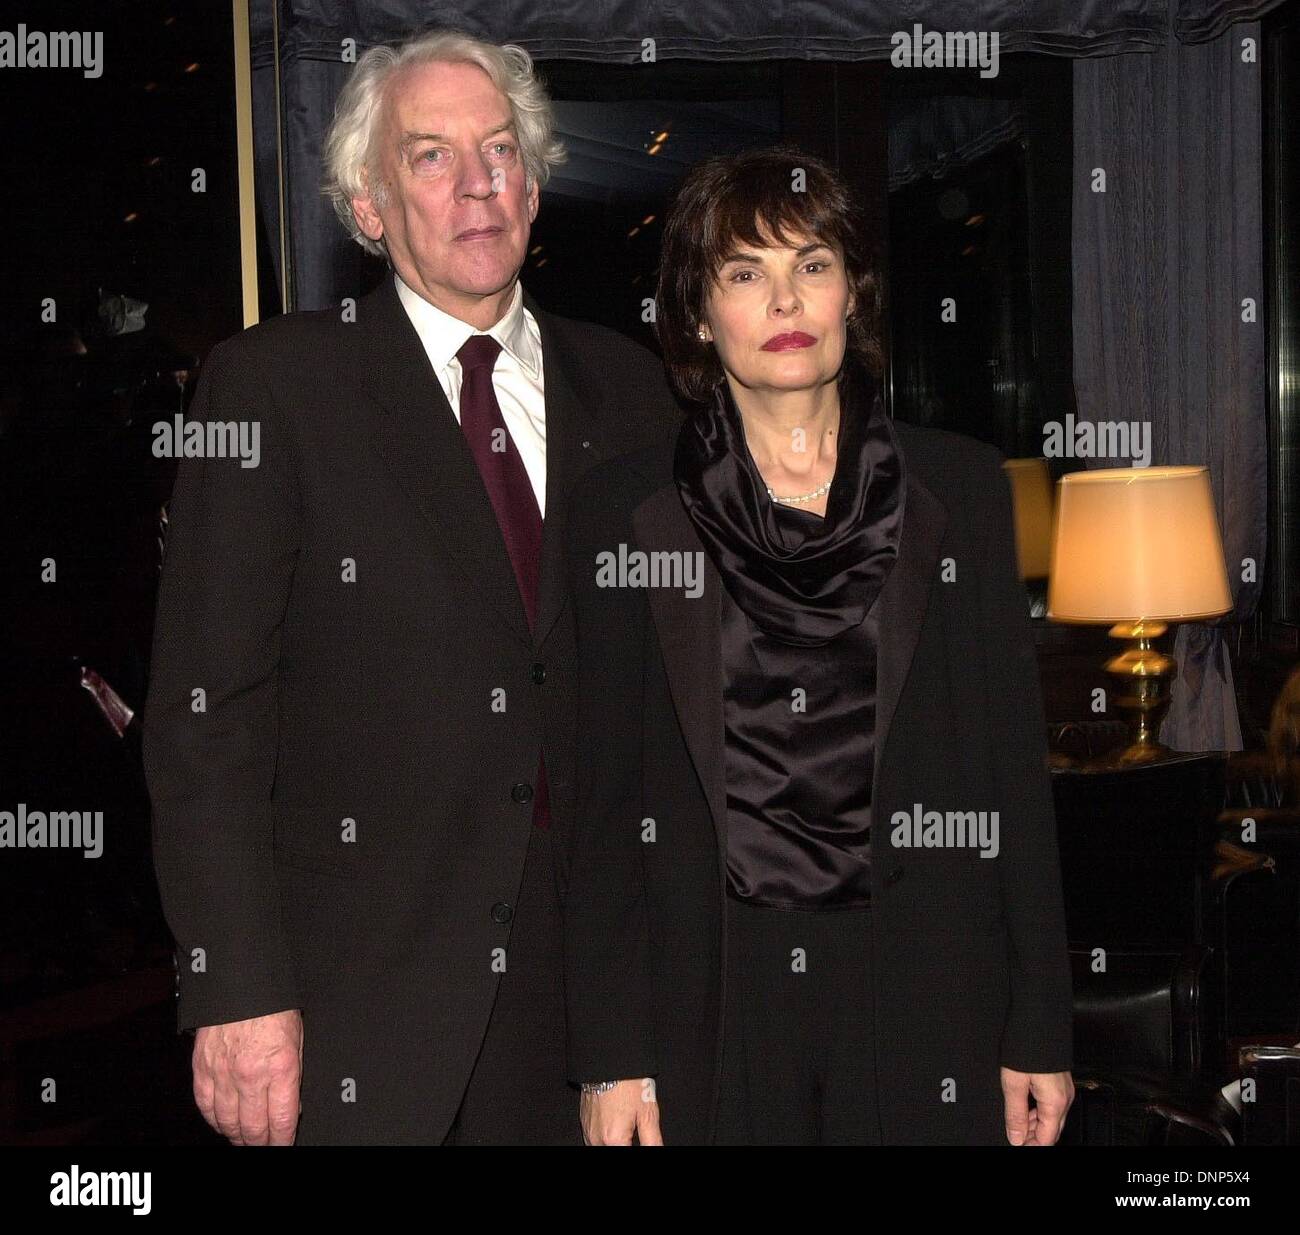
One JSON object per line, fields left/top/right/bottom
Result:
{"left": 389, "top": 72, "right": 509, "bottom": 124}
{"left": 396, "top": 116, "right": 516, "bottom": 154}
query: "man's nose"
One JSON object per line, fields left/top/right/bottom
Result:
{"left": 455, "top": 149, "right": 497, "bottom": 198}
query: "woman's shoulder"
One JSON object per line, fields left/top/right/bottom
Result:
{"left": 892, "top": 421, "right": 1017, "bottom": 551}
{"left": 892, "top": 419, "right": 1007, "bottom": 485}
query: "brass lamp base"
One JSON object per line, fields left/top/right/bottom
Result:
{"left": 1099, "top": 621, "right": 1177, "bottom": 766}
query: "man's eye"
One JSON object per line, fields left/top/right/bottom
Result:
{"left": 730, "top": 270, "right": 755, "bottom": 283}
{"left": 419, "top": 150, "right": 443, "bottom": 163}
{"left": 491, "top": 142, "right": 516, "bottom": 157}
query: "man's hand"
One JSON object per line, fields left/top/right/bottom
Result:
{"left": 193, "top": 1010, "right": 304, "bottom": 1145}
{"left": 580, "top": 1078, "right": 663, "bottom": 1145}
{"left": 1001, "top": 1066, "right": 1074, "bottom": 1145}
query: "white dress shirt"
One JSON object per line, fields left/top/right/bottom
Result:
{"left": 394, "top": 270, "right": 548, "bottom": 516}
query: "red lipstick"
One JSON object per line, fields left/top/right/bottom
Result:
{"left": 761, "top": 331, "right": 816, "bottom": 352}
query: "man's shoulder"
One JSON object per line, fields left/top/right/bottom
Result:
{"left": 531, "top": 305, "right": 666, "bottom": 386}
{"left": 532, "top": 304, "right": 684, "bottom": 454}
{"left": 567, "top": 435, "right": 677, "bottom": 531}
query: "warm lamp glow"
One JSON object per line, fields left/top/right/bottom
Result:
{"left": 1047, "top": 467, "right": 1232, "bottom": 623}
{"left": 1001, "top": 458, "right": 1054, "bottom": 579}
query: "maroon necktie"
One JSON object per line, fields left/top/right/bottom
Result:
{"left": 456, "top": 334, "right": 550, "bottom": 830}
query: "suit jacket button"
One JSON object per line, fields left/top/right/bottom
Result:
{"left": 491, "top": 902, "right": 514, "bottom": 924}
{"left": 884, "top": 866, "right": 904, "bottom": 888}
{"left": 511, "top": 782, "right": 533, "bottom": 803}
{"left": 531, "top": 662, "right": 546, "bottom": 685}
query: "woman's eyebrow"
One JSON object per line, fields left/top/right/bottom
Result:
{"left": 719, "top": 242, "right": 833, "bottom": 264}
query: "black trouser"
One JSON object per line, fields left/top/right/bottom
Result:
{"left": 443, "top": 823, "right": 580, "bottom": 1144}
{"left": 714, "top": 893, "right": 883, "bottom": 1145}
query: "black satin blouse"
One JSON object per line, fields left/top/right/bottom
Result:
{"left": 674, "top": 357, "right": 906, "bottom": 910}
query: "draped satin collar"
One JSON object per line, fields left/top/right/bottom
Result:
{"left": 673, "top": 356, "right": 906, "bottom": 647}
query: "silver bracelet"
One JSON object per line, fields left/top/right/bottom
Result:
{"left": 581, "top": 1080, "right": 621, "bottom": 1094}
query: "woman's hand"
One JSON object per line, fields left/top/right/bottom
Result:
{"left": 580, "top": 1079, "right": 664, "bottom": 1145}
{"left": 1001, "top": 1067, "right": 1074, "bottom": 1144}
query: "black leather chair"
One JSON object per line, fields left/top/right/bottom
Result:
{"left": 1052, "top": 754, "right": 1239, "bottom": 1144}
{"left": 1070, "top": 944, "right": 1215, "bottom": 1079}
{"left": 1238, "top": 1045, "right": 1300, "bottom": 1145}
{"left": 1060, "top": 1073, "right": 1237, "bottom": 1145}
{"left": 1211, "top": 819, "right": 1300, "bottom": 1047}
{"left": 1052, "top": 752, "right": 1226, "bottom": 950}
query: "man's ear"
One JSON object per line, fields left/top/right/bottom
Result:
{"left": 352, "top": 170, "right": 385, "bottom": 242}
{"left": 526, "top": 175, "right": 540, "bottom": 224}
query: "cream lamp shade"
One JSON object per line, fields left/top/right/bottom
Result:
{"left": 1001, "top": 458, "right": 1054, "bottom": 579}
{"left": 1047, "top": 466, "right": 1233, "bottom": 623}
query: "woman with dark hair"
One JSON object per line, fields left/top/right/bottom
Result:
{"left": 560, "top": 145, "right": 1075, "bottom": 1145}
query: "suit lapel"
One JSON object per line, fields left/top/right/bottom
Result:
{"left": 631, "top": 485, "right": 728, "bottom": 853}
{"left": 353, "top": 276, "right": 608, "bottom": 651}
{"left": 629, "top": 452, "right": 949, "bottom": 855}
{"left": 871, "top": 471, "right": 948, "bottom": 810}
{"left": 352, "top": 274, "right": 531, "bottom": 644}
{"left": 523, "top": 291, "right": 604, "bottom": 652}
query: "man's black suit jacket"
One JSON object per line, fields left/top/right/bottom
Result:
{"left": 141, "top": 272, "right": 681, "bottom": 1144}
{"left": 561, "top": 422, "right": 1075, "bottom": 1144}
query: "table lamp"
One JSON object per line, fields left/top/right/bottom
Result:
{"left": 1047, "top": 466, "right": 1233, "bottom": 765}
{"left": 1001, "top": 458, "right": 1054, "bottom": 580}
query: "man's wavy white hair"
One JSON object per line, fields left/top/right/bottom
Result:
{"left": 322, "top": 29, "right": 566, "bottom": 259}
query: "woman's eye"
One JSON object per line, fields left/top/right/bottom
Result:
{"left": 730, "top": 270, "right": 756, "bottom": 283}
{"left": 804, "top": 261, "right": 828, "bottom": 273}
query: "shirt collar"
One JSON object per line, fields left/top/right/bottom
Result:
{"left": 393, "top": 270, "right": 540, "bottom": 380}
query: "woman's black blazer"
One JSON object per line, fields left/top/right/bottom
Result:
{"left": 558, "top": 418, "right": 1074, "bottom": 1145}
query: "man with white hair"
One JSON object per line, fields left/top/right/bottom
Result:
{"left": 143, "top": 29, "right": 679, "bottom": 1145}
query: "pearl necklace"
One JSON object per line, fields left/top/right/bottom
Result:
{"left": 766, "top": 477, "right": 833, "bottom": 505}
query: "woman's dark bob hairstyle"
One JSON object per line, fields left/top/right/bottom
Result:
{"left": 655, "top": 144, "right": 885, "bottom": 406}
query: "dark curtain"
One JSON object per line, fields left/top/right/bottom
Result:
{"left": 263, "top": 2, "right": 1173, "bottom": 66}
{"left": 1071, "top": 20, "right": 1269, "bottom": 751}
{"left": 251, "top": 0, "right": 1288, "bottom": 311}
